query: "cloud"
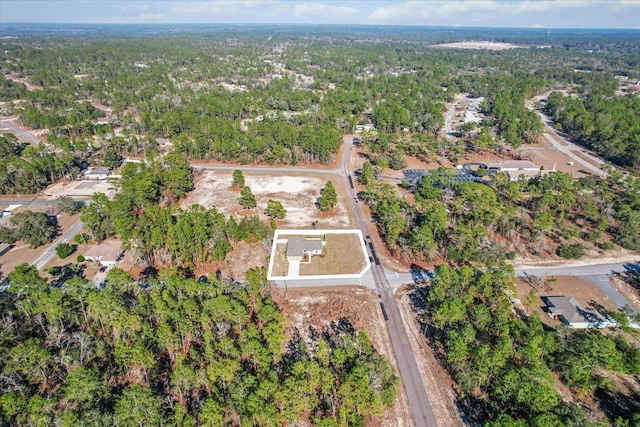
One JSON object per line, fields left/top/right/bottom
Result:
{"left": 294, "top": 2, "right": 359, "bottom": 21}
{"left": 170, "top": 0, "right": 282, "bottom": 19}
{"left": 120, "top": 3, "right": 151, "bottom": 13}
{"left": 367, "top": 0, "right": 640, "bottom": 27}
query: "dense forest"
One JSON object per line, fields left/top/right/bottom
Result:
{"left": 362, "top": 167, "right": 640, "bottom": 264}
{"left": 416, "top": 262, "right": 640, "bottom": 426}
{"left": 0, "top": 265, "right": 397, "bottom": 426}
{"left": 1, "top": 25, "right": 640, "bottom": 426}
{"left": 1, "top": 26, "right": 638, "bottom": 173}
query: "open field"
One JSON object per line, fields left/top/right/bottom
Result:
{"left": 432, "top": 41, "right": 523, "bottom": 50}
{"left": 183, "top": 170, "right": 351, "bottom": 229}
{"left": 272, "top": 286, "right": 413, "bottom": 427}
{"left": 43, "top": 178, "right": 116, "bottom": 199}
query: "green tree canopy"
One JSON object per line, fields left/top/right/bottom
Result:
{"left": 318, "top": 181, "right": 338, "bottom": 212}
{"left": 239, "top": 186, "right": 257, "bottom": 209}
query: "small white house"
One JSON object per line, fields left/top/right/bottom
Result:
{"left": 83, "top": 239, "right": 123, "bottom": 267}
{"left": 286, "top": 237, "right": 324, "bottom": 263}
{"left": 83, "top": 166, "right": 111, "bottom": 180}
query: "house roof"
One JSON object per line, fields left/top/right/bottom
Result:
{"left": 487, "top": 160, "right": 540, "bottom": 171}
{"left": 544, "top": 296, "right": 603, "bottom": 325}
{"left": 84, "top": 239, "right": 123, "bottom": 262}
{"left": 286, "top": 237, "right": 323, "bottom": 258}
{"left": 85, "top": 166, "right": 111, "bottom": 176}
{"left": 506, "top": 169, "right": 551, "bottom": 181}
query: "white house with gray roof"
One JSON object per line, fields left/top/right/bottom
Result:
{"left": 543, "top": 296, "right": 609, "bottom": 329}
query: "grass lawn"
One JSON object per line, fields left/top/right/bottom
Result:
{"left": 299, "top": 233, "right": 366, "bottom": 276}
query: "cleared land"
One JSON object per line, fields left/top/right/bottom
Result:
{"left": 44, "top": 178, "right": 116, "bottom": 199}
{"left": 432, "top": 41, "right": 523, "bottom": 50}
{"left": 183, "top": 170, "right": 351, "bottom": 229}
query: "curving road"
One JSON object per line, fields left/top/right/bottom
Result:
{"left": 0, "top": 118, "right": 43, "bottom": 146}
{"left": 527, "top": 101, "right": 605, "bottom": 175}
{"left": 32, "top": 220, "right": 84, "bottom": 270}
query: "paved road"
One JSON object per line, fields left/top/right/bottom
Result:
{"left": 33, "top": 220, "right": 84, "bottom": 270}
{"left": 0, "top": 199, "right": 87, "bottom": 205}
{"left": 0, "top": 118, "right": 43, "bottom": 146}
{"left": 526, "top": 94, "right": 605, "bottom": 176}
{"left": 192, "top": 163, "right": 342, "bottom": 176}
{"left": 338, "top": 137, "right": 437, "bottom": 427}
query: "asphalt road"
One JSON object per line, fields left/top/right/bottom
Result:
{"left": 0, "top": 118, "right": 43, "bottom": 146}
{"left": 339, "top": 137, "right": 438, "bottom": 427}
{"left": 33, "top": 220, "right": 84, "bottom": 270}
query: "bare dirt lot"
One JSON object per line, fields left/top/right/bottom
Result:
{"left": 183, "top": 170, "right": 352, "bottom": 229}
{"left": 521, "top": 146, "right": 595, "bottom": 178}
{"left": 43, "top": 178, "right": 116, "bottom": 199}
{"left": 272, "top": 286, "right": 414, "bottom": 427}
{"left": 432, "top": 41, "right": 523, "bottom": 50}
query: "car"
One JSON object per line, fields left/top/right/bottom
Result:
{"left": 99, "top": 266, "right": 107, "bottom": 273}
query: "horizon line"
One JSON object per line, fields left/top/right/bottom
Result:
{"left": 1, "top": 22, "right": 639, "bottom": 31}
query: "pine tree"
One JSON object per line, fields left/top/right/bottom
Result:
{"left": 239, "top": 186, "right": 257, "bottom": 209}
{"left": 265, "top": 200, "right": 287, "bottom": 219}
{"left": 232, "top": 170, "right": 245, "bottom": 188}
{"left": 318, "top": 181, "right": 338, "bottom": 212}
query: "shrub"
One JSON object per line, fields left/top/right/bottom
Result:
{"left": 557, "top": 243, "right": 585, "bottom": 259}
{"left": 55, "top": 243, "right": 75, "bottom": 259}
{"left": 598, "top": 241, "right": 615, "bottom": 250}
{"left": 76, "top": 255, "right": 85, "bottom": 263}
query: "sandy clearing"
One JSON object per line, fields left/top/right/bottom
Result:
{"left": 184, "top": 170, "right": 351, "bottom": 229}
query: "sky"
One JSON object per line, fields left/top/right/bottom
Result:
{"left": 1, "top": 0, "right": 638, "bottom": 29}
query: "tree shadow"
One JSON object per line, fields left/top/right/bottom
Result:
{"left": 410, "top": 263, "right": 432, "bottom": 284}
{"left": 49, "top": 263, "right": 86, "bottom": 287}
{"left": 595, "top": 387, "right": 640, "bottom": 425}
{"left": 139, "top": 266, "right": 158, "bottom": 281}
{"left": 616, "top": 262, "right": 640, "bottom": 292}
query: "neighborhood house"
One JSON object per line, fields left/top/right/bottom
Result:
{"left": 83, "top": 239, "right": 123, "bottom": 267}
{"left": 543, "top": 296, "right": 610, "bottom": 329}
{"left": 286, "top": 237, "right": 324, "bottom": 263}
{"left": 83, "top": 166, "right": 111, "bottom": 180}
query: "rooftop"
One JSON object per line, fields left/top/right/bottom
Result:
{"left": 544, "top": 296, "right": 603, "bottom": 325}
{"left": 286, "top": 237, "right": 323, "bottom": 258}
{"left": 84, "top": 166, "right": 111, "bottom": 176}
{"left": 84, "top": 239, "right": 123, "bottom": 262}
{"left": 487, "top": 160, "right": 540, "bottom": 171}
